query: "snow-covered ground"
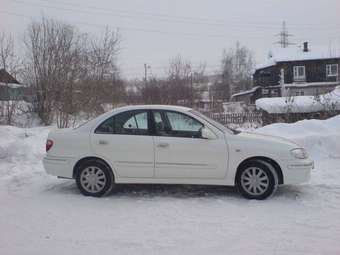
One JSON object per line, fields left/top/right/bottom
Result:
{"left": 1, "top": 116, "right": 340, "bottom": 255}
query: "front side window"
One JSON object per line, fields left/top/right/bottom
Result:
{"left": 326, "top": 64, "right": 338, "bottom": 77}
{"left": 293, "top": 66, "right": 306, "bottom": 81}
{"left": 153, "top": 110, "right": 203, "bottom": 138}
{"left": 166, "top": 112, "right": 202, "bottom": 132}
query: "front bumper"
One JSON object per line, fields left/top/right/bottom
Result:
{"left": 281, "top": 158, "right": 314, "bottom": 185}
{"left": 43, "top": 155, "right": 74, "bottom": 178}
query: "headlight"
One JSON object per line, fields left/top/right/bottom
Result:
{"left": 290, "top": 148, "right": 308, "bottom": 159}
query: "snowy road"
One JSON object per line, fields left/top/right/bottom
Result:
{"left": 1, "top": 119, "right": 340, "bottom": 255}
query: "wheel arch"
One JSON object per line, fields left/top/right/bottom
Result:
{"left": 235, "top": 156, "right": 283, "bottom": 185}
{"left": 73, "top": 156, "right": 115, "bottom": 180}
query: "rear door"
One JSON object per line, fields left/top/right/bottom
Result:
{"left": 152, "top": 110, "right": 228, "bottom": 179}
{"left": 91, "top": 110, "right": 154, "bottom": 178}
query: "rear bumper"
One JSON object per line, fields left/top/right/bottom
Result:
{"left": 281, "top": 158, "right": 314, "bottom": 185}
{"left": 43, "top": 155, "right": 74, "bottom": 178}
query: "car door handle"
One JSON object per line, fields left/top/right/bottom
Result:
{"left": 99, "top": 140, "right": 108, "bottom": 145}
{"left": 157, "top": 142, "right": 169, "bottom": 148}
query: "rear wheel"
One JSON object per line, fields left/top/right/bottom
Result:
{"left": 236, "top": 160, "right": 278, "bottom": 200}
{"left": 76, "top": 160, "right": 114, "bottom": 197}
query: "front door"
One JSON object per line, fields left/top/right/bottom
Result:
{"left": 152, "top": 110, "right": 228, "bottom": 179}
{"left": 91, "top": 110, "right": 154, "bottom": 178}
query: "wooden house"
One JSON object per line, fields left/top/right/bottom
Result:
{"left": 232, "top": 43, "right": 340, "bottom": 104}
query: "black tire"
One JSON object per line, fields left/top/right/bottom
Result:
{"left": 236, "top": 160, "right": 278, "bottom": 200}
{"left": 75, "top": 159, "right": 114, "bottom": 197}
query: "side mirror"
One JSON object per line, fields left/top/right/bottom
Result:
{"left": 201, "top": 127, "right": 216, "bottom": 140}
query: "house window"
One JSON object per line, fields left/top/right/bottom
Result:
{"left": 295, "top": 91, "right": 304, "bottom": 96}
{"left": 326, "top": 64, "right": 338, "bottom": 77}
{"left": 293, "top": 66, "right": 306, "bottom": 81}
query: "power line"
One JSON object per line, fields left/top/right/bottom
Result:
{"left": 2, "top": 10, "right": 340, "bottom": 42}
{"left": 36, "top": 0, "right": 340, "bottom": 30}
{"left": 10, "top": 0, "right": 340, "bottom": 32}
{"left": 0, "top": 10, "right": 280, "bottom": 40}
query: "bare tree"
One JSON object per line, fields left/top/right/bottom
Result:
{"left": 164, "top": 55, "right": 193, "bottom": 105}
{"left": 0, "top": 32, "right": 22, "bottom": 125}
{"left": 213, "top": 42, "right": 255, "bottom": 102}
{"left": 88, "top": 28, "right": 120, "bottom": 80}
{"left": 138, "top": 55, "right": 206, "bottom": 106}
{"left": 0, "top": 32, "right": 21, "bottom": 75}
{"left": 23, "top": 17, "right": 123, "bottom": 127}
{"left": 166, "top": 56, "right": 207, "bottom": 106}
{"left": 78, "top": 28, "right": 122, "bottom": 116}
{"left": 25, "top": 17, "right": 72, "bottom": 125}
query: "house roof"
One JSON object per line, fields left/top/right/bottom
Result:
{"left": 256, "top": 46, "right": 340, "bottom": 70}
{"left": 0, "top": 82, "right": 23, "bottom": 88}
{"left": 0, "top": 69, "right": 20, "bottom": 84}
{"left": 231, "top": 86, "right": 261, "bottom": 99}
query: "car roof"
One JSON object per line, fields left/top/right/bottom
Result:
{"left": 113, "top": 104, "right": 192, "bottom": 113}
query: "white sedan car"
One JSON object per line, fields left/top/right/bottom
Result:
{"left": 43, "top": 105, "right": 313, "bottom": 199}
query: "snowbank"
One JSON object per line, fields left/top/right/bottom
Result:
{"left": 256, "top": 86, "right": 340, "bottom": 113}
{"left": 0, "top": 125, "right": 50, "bottom": 177}
{"left": 0, "top": 100, "right": 41, "bottom": 127}
{"left": 256, "top": 114, "right": 340, "bottom": 160}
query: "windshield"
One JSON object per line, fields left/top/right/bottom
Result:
{"left": 189, "top": 110, "right": 239, "bottom": 134}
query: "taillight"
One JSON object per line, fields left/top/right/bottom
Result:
{"left": 46, "top": 139, "right": 54, "bottom": 152}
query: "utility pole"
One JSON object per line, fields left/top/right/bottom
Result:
{"left": 275, "top": 21, "right": 295, "bottom": 48}
{"left": 190, "top": 72, "right": 194, "bottom": 107}
{"left": 144, "top": 63, "right": 148, "bottom": 83}
{"left": 144, "top": 63, "right": 151, "bottom": 104}
{"left": 144, "top": 64, "right": 152, "bottom": 83}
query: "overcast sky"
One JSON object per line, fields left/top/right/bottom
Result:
{"left": 1, "top": 0, "right": 340, "bottom": 79}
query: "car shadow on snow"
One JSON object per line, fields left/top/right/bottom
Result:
{"left": 113, "top": 184, "right": 240, "bottom": 199}
{"left": 45, "top": 180, "right": 241, "bottom": 199}
{"left": 45, "top": 180, "right": 310, "bottom": 200}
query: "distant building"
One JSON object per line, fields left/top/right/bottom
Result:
{"left": 232, "top": 42, "right": 340, "bottom": 103}
{"left": 254, "top": 42, "right": 340, "bottom": 97}
{"left": 0, "top": 69, "right": 33, "bottom": 101}
{"left": 193, "top": 74, "right": 223, "bottom": 113}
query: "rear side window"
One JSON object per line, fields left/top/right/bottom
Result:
{"left": 117, "top": 111, "right": 149, "bottom": 135}
{"left": 122, "top": 112, "right": 148, "bottom": 130}
{"left": 95, "top": 117, "right": 114, "bottom": 134}
{"left": 95, "top": 110, "right": 149, "bottom": 136}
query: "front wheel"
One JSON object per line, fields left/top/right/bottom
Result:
{"left": 76, "top": 160, "right": 114, "bottom": 197}
{"left": 236, "top": 160, "right": 278, "bottom": 200}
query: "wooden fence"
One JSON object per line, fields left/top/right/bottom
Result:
{"left": 207, "top": 112, "right": 263, "bottom": 125}
{"left": 204, "top": 110, "right": 340, "bottom": 126}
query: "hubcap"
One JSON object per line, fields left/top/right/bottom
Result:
{"left": 241, "top": 167, "right": 269, "bottom": 196}
{"left": 80, "top": 166, "right": 107, "bottom": 193}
